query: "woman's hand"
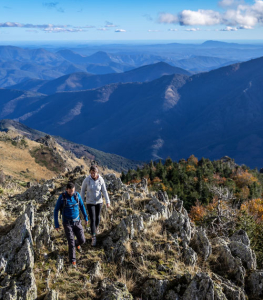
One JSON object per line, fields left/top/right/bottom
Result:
{"left": 106, "top": 203, "right": 110, "bottom": 208}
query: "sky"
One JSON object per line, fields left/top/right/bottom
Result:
{"left": 0, "top": 0, "right": 263, "bottom": 42}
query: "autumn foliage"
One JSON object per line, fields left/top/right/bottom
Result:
{"left": 241, "top": 198, "right": 263, "bottom": 222}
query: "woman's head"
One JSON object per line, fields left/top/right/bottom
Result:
{"left": 90, "top": 165, "right": 99, "bottom": 179}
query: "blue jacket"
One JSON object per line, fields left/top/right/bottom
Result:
{"left": 54, "top": 192, "right": 88, "bottom": 228}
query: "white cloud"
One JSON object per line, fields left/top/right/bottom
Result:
{"left": 115, "top": 29, "right": 126, "bottom": 32}
{"left": 179, "top": 9, "right": 221, "bottom": 25}
{"left": 0, "top": 22, "right": 58, "bottom": 28}
{"left": 220, "top": 26, "right": 238, "bottom": 30}
{"left": 168, "top": 28, "right": 178, "bottom": 31}
{"left": 158, "top": 0, "right": 263, "bottom": 29}
{"left": 238, "top": 24, "right": 253, "bottom": 28}
{"left": 74, "top": 25, "right": 95, "bottom": 28}
{"left": 148, "top": 29, "right": 160, "bottom": 32}
{"left": 0, "top": 22, "right": 94, "bottom": 33}
{"left": 97, "top": 28, "right": 109, "bottom": 31}
{"left": 44, "top": 27, "right": 85, "bottom": 32}
{"left": 185, "top": 27, "right": 200, "bottom": 31}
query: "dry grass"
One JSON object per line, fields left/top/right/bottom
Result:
{"left": 0, "top": 137, "right": 56, "bottom": 181}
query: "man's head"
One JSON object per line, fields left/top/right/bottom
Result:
{"left": 66, "top": 182, "right": 75, "bottom": 196}
{"left": 90, "top": 165, "right": 99, "bottom": 179}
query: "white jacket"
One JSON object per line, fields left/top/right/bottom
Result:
{"left": 80, "top": 175, "right": 110, "bottom": 205}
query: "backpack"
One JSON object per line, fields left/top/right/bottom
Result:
{"left": 60, "top": 192, "right": 80, "bottom": 220}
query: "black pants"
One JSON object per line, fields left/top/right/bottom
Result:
{"left": 86, "top": 203, "right": 102, "bottom": 236}
{"left": 63, "top": 220, "right": 85, "bottom": 263}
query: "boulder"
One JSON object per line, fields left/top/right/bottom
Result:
{"left": 165, "top": 210, "right": 192, "bottom": 244}
{"left": 230, "top": 230, "right": 250, "bottom": 246}
{"left": 229, "top": 241, "right": 257, "bottom": 270}
{"left": 183, "top": 273, "right": 214, "bottom": 300}
{"left": 246, "top": 270, "right": 263, "bottom": 299}
{"left": 190, "top": 227, "right": 211, "bottom": 261}
{"left": 142, "top": 279, "right": 169, "bottom": 300}
{"left": 211, "top": 238, "right": 246, "bottom": 286}
{"left": 183, "top": 243, "right": 197, "bottom": 266}
{"left": 100, "top": 279, "right": 133, "bottom": 300}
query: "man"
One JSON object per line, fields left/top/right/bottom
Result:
{"left": 54, "top": 182, "right": 88, "bottom": 267}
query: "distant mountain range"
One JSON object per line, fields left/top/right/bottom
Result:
{"left": 1, "top": 56, "right": 263, "bottom": 168}
{"left": 8, "top": 62, "right": 191, "bottom": 94}
{"left": 1, "top": 41, "right": 262, "bottom": 88}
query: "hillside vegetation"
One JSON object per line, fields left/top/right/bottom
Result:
{"left": 121, "top": 155, "right": 263, "bottom": 268}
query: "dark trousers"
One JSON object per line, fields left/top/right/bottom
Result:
{"left": 63, "top": 220, "right": 85, "bottom": 262}
{"left": 86, "top": 203, "right": 102, "bottom": 236}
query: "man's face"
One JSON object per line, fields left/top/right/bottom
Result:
{"left": 90, "top": 170, "right": 98, "bottom": 179}
{"left": 66, "top": 187, "right": 75, "bottom": 196}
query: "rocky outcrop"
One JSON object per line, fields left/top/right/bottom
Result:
{"left": 183, "top": 273, "right": 214, "bottom": 300}
{"left": 100, "top": 279, "right": 133, "bottom": 299}
{"left": 164, "top": 208, "right": 192, "bottom": 244}
{"left": 142, "top": 279, "right": 169, "bottom": 300}
{"left": 229, "top": 241, "right": 257, "bottom": 270}
{"left": 230, "top": 230, "right": 250, "bottom": 246}
{"left": 104, "top": 173, "right": 123, "bottom": 191}
{"left": 246, "top": 270, "right": 263, "bottom": 299}
{"left": 0, "top": 206, "right": 37, "bottom": 300}
{"left": 182, "top": 243, "right": 197, "bottom": 266}
{"left": 190, "top": 227, "right": 212, "bottom": 261}
{"left": 17, "top": 180, "right": 55, "bottom": 203}
{"left": 211, "top": 237, "right": 246, "bottom": 286}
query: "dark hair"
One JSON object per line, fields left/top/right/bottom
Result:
{"left": 89, "top": 165, "right": 99, "bottom": 173}
{"left": 66, "top": 182, "right": 75, "bottom": 189}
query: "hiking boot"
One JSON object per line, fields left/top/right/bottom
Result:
{"left": 76, "top": 245, "right": 82, "bottom": 253}
{"left": 72, "top": 261, "right": 77, "bottom": 268}
{"left": 91, "top": 236, "right": 96, "bottom": 247}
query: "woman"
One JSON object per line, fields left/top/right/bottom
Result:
{"left": 80, "top": 165, "right": 110, "bottom": 246}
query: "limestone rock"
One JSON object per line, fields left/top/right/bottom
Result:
{"left": 17, "top": 180, "right": 55, "bottom": 203}
{"left": 246, "top": 270, "right": 263, "bottom": 299}
{"left": 183, "top": 243, "right": 197, "bottom": 266}
{"left": 165, "top": 210, "right": 192, "bottom": 244}
{"left": 230, "top": 230, "right": 250, "bottom": 246}
{"left": 164, "top": 290, "right": 180, "bottom": 300}
{"left": 190, "top": 227, "right": 212, "bottom": 261}
{"left": 145, "top": 197, "right": 170, "bottom": 220}
{"left": 221, "top": 282, "right": 246, "bottom": 300}
{"left": 0, "top": 206, "right": 37, "bottom": 300}
{"left": 44, "top": 290, "right": 59, "bottom": 300}
{"left": 229, "top": 241, "right": 257, "bottom": 270}
{"left": 89, "top": 262, "right": 101, "bottom": 283}
{"left": 104, "top": 174, "right": 123, "bottom": 191}
{"left": 211, "top": 238, "right": 246, "bottom": 286}
{"left": 122, "top": 192, "right": 130, "bottom": 201}
{"left": 142, "top": 279, "right": 169, "bottom": 300}
{"left": 214, "top": 283, "right": 227, "bottom": 300}
{"left": 100, "top": 279, "right": 133, "bottom": 300}
{"left": 183, "top": 273, "right": 214, "bottom": 300}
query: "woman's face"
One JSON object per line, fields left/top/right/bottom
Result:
{"left": 90, "top": 170, "right": 98, "bottom": 179}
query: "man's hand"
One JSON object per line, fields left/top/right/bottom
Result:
{"left": 106, "top": 203, "right": 110, "bottom": 208}
{"left": 85, "top": 221, "right": 88, "bottom": 226}
{"left": 55, "top": 227, "right": 60, "bottom": 231}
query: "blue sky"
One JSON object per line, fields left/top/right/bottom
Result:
{"left": 0, "top": 0, "right": 262, "bottom": 42}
